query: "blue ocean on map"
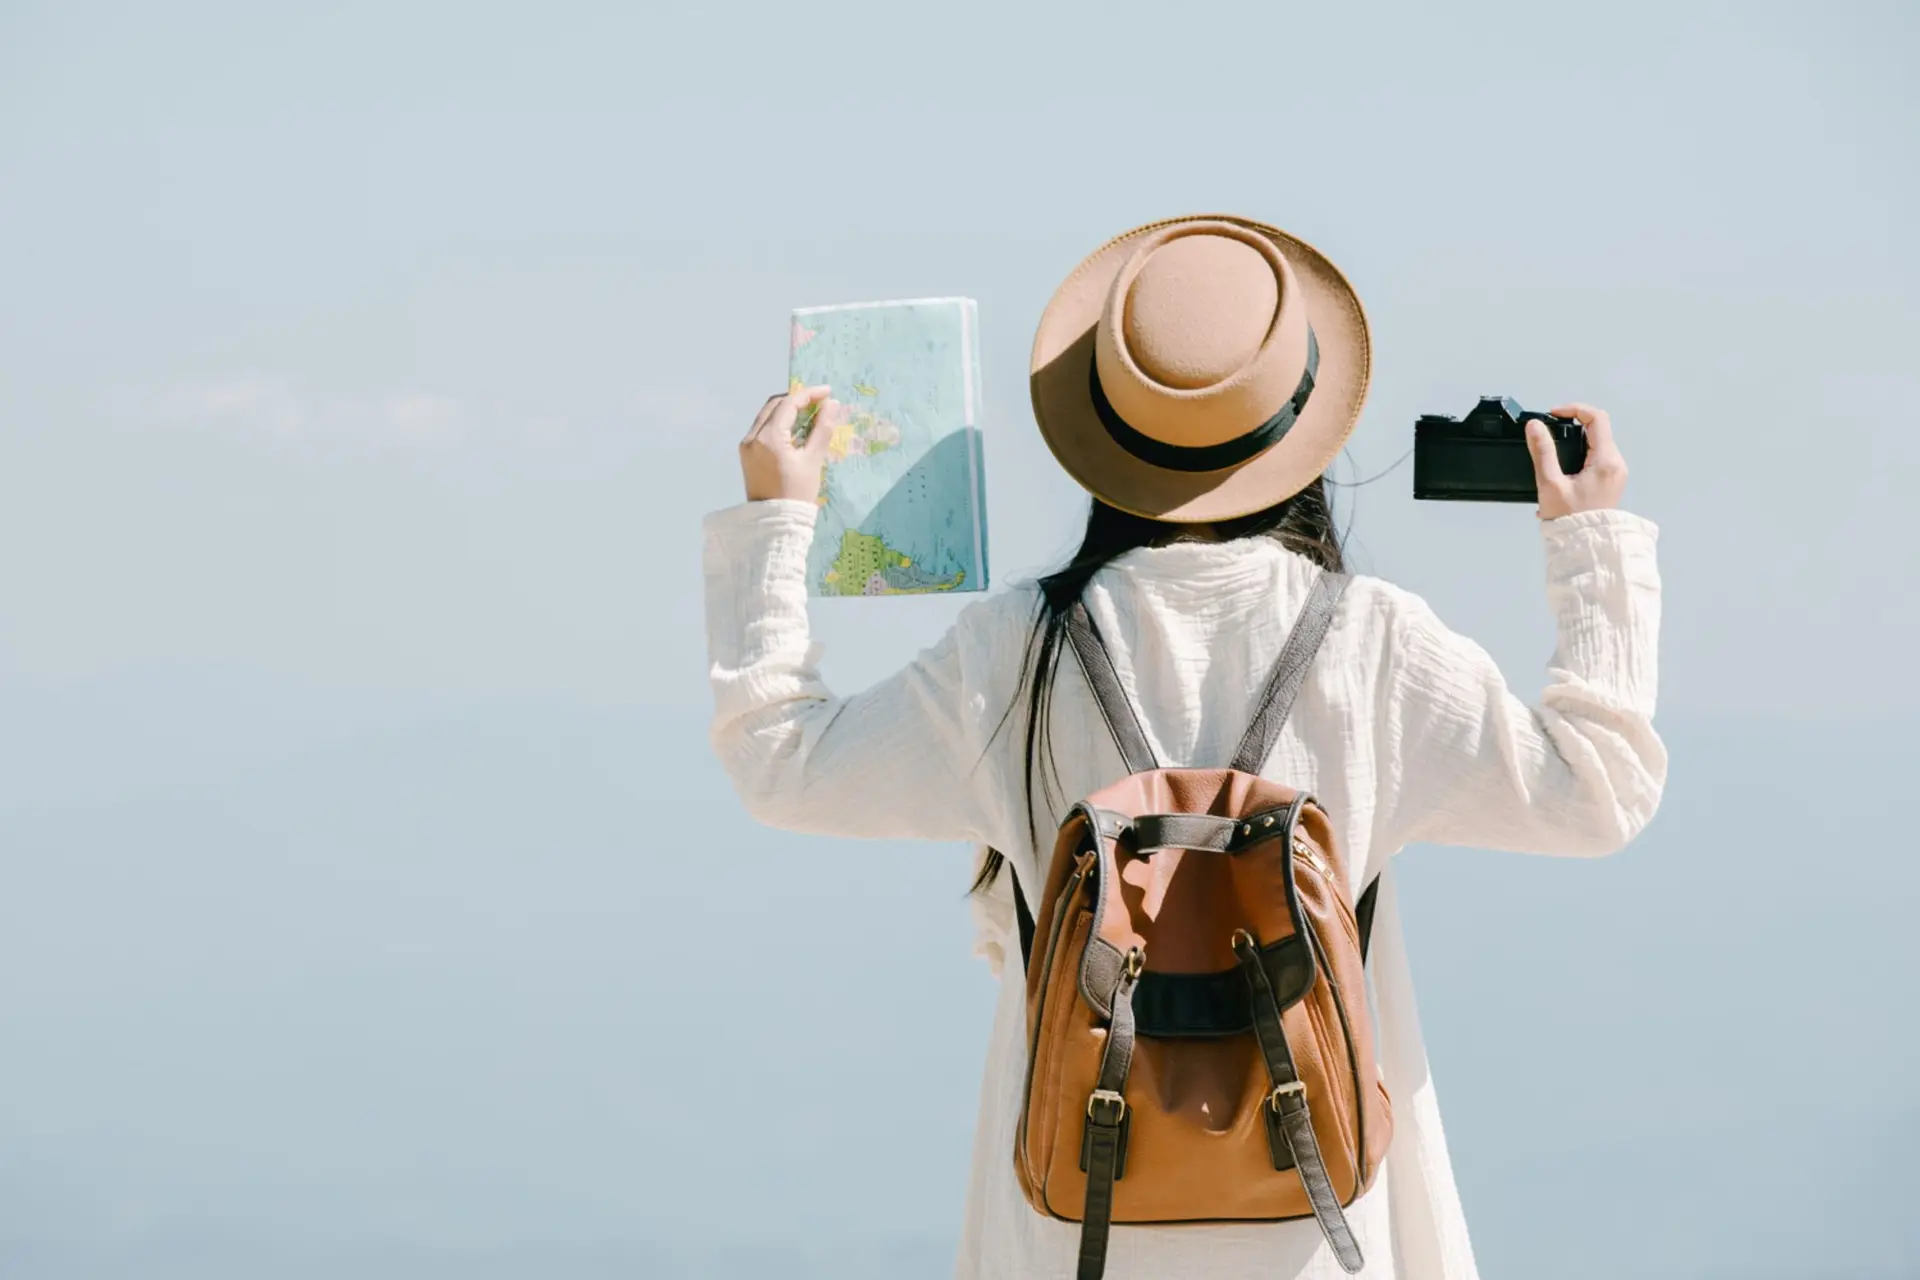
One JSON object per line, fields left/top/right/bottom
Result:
{"left": 788, "top": 298, "right": 989, "bottom": 598}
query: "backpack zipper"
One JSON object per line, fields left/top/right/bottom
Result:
{"left": 1303, "top": 916, "right": 1371, "bottom": 1191}
{"left": 1017, "top": 848, "right": 1097, "bottom": 1157}
{"left": 1290, "top": 832, "right": 1372, "bottom": 1188}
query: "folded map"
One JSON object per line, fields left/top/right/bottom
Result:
{"left": 788, "top": 297, "right": 989, "bottom": 598}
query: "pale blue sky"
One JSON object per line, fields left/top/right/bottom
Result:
{"left": 1, "top": 2, "right": 1916, "bottom": 1277}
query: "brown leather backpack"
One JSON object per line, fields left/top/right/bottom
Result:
{"left": 1009, "top": 571, "right": 1390, "bottom": 1278}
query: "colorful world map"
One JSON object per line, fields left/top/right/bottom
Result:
{"left": 787, "top": 299, "right": 989, "bottom": 598}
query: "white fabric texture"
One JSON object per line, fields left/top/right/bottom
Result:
{"left": 702, "top": 499, "right": 1665, "bottom": 1280}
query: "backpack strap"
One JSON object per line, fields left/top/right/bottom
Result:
{"left": 1065, "top": 601, "right": 1159, "bottom": 776}
{"left": 1355, "top": 875, "right": 1380, "bottom": 963}
{"left": 1011, "top": 865, "right": 1037, "bottom": 972}
{"left": 1228, "top": 570, "right": 1351, "bottom": 774}
{"left": 1232, "top": 929, "right": 1367, "bottom": 1274}
{"left": 1075, "top": 950, "right": 1141, "bottom": 1280}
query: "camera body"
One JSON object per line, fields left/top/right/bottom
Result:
{"left": 1412, "top": 396, "right": 1587, "bottom": 503}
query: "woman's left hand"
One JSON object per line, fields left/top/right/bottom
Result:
{"left": 739, "top": 385, "right": 842, "bottom": 504}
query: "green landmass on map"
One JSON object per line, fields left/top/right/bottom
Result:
{"left": 820, "top": 529, "right": 967, "bottom": 597}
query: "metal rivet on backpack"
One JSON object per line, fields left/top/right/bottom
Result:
{"left": 1239, "top": 823, "right": 1252, "bottom": 837}
{"left": 1261, "top": 815, "right": 1275, "bottom": 828}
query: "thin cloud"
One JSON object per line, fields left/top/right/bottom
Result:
{"left": 162, "top": 376, "right": 308, "bottom": 440}
{"left": 151, "top": 378, "right": 567, "bottom": 449}
{"left": 625, "top": 386, "right": 731, "bottom": 430}
{"left": 625, "top": 386, "right": 739, "bottom": 462}
{"left": 376, "top": 392, "right": 463, "bottom": 444}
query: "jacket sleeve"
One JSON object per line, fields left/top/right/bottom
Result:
{"left": 1370, "top": 508, "right": 1667, "bottom": 858}
{"left": 702, "top": 498, "right": 1025, "bottom": 848}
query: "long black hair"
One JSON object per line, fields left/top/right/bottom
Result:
{"left": 970, "top": 476, "right": 1346, "bottom": 894}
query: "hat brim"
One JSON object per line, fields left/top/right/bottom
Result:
{"left": 1030, "top": 214, "right": 1371, "bottom": 523}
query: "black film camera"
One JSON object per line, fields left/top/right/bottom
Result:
{"left": 1412, "top": 396, "right": 1588, "bottom": 503}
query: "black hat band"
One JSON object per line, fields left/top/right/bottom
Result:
{"left": 1089, "top": 327, "right": 1319, "bottom": 474}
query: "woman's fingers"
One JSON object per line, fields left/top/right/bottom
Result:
{"left": 1551, "top": 402, "right": 1617, "bottom": 457}
{"left": 1527, "top": 419, "right": 1570, "bottom": 487}
{"left": 1532, "top": 401, "right": 1628, "bottom": 519}
{"left": 738, "top": 386, "right": 836, "bottom": 504}
{"left": 743, "top": 392, "right": 791, "bottom": 444}
{"left": 753, "top": 385, "right": 833, "bottom": 445}
{"left": 1528, "top": 423, "right": 1575, "bottom": 520}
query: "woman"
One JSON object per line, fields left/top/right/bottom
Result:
{"left": 703, "top": 216, "right": 1664, "bottom": 1279}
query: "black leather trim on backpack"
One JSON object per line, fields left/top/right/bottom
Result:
{"left": 1011, "top": 805, "right": 1126, "bottom": 976}
{"left": 1127, "top": 805, "right": 1331, "bottom": 857}
{"left": 1129, "top": 934, "right": 1313, "bottom": 1037}
{"left": 1062, "top": 802, "right": 1128, "bottom": 1020}
{"left": 1082, "top": 935, "right": 1128, "bottom": 1019}
{"left": 1084, "top": 806, "right": 1132, "bottom": 841}
{"left": 1126, "top": 812, "right": 1241, "bottom": 854}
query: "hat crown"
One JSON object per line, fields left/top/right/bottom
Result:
{"left": 1095, "top": 221, "right": 1310, "bottom": 451}
{"left": 1122, "top": 235, "right": 1279, "bottom": 391}
{"left": 1029, "top": 213, "right": 1371, "bottom": 523}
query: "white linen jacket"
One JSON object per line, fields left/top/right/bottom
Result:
{"left": 703, "top": 500, "right": 1665, "bottom": 1279}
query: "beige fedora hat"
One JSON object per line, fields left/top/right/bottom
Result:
{"left": 1030, "top": 214, "right": 1371, "bottom": 523}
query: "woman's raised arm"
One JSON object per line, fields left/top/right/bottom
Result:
{"left": 704, "top": 388, "right": 1025, "bottom": 848}
{"left": 1371, "top": 404, "right": 1667, "bottom": 857}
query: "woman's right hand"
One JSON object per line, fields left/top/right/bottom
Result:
{"left": 1528, "top": 402, "right": 1628, "bottom": 520}
{"left": 739, "top": 384, "right": 841, "bottom": 504}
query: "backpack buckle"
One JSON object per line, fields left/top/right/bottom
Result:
{"left": 1268, "top": 1080, "right": 1308, "bottom": 1111}
{"left": 1087, "top": 1089, "right": 1128, "bottom": 1125}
